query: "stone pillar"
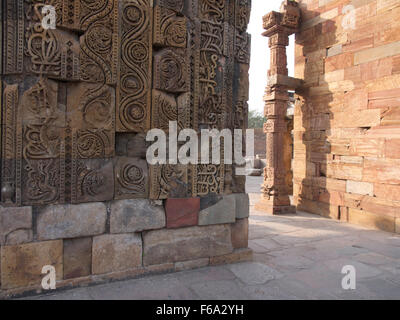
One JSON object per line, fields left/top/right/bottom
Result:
{"left": 255, "top": 0, "right": 301, "bottom": 215}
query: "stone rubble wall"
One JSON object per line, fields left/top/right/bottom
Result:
{"left": 0, "top": 0, "right": 252, "bottom": 297}
{"left": 295, "top": 0, "right": 400, "bottom": 234}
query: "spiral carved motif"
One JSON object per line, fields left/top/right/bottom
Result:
{"left": 117, "top": 0, "right": 152, "bottom": 132}
{"left": 76, "top": 132, "right": 106, "bottom": 158}
{"left": 120, "top": 100, "right": 146, "bottom": 127}
{"left": 118, "top": 164, "right": 145, "bottom": 191}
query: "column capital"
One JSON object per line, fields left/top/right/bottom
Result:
{"left": 262, "top": 1, "right": 301, "bottom": 37}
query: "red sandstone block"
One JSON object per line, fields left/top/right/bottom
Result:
{"left": 348, "top": 208, "right": 396, "bottom": 233}
{"left": 332, "top": 109, "right": 381, "bottom": 128}
{"left": 360, "top": 196, "right": 400, "bottom": 219}
{"left": 319, "top": 190, "right": 345, "bottom": 206}
{"left": 374, "top": 25, "right": 400, "bottom": 47}
{"left": 313, "top": 177, "right": 347, "bottom": 192}
{"left": 165, "top": 198, "right": 200, "bottom": 229}
{"left": 325, "top": 53, "right": 353, "bottom": 73}
{"left": 329, "top": 138, "right": 352, "bottom": 155}
{"left": 344, "top": 89, "right": 368, "bottom": 110}
{"left": 363, "top": 157, "right": 400, "bottom": 184}
{"left": 297, "top": 197, "right": 339, "bottom": 220}
{"left": 351, "top": 138, "right": 385, "bottom": 157}
{"left": 344, "top": 65, "right": 362, "bottom": 83}
{"left": 392, "top": 55, "right": 400, "bottom": 74}
{"left": 368, "top": 98, "right": 400, "bottom": 109}
{"left": 380, "top": 108, "right": 400, "bottom": 126}
{"left": 344, "top": 192, "right": 364, "bottom": 209}
{"left": 369, "top": 87, "right": 400, "bottom": 100}
{"left": 343, "top": 35, "right": 374, "bottom": 53}
{"left": 385, "top": 139, "right": 400, "bottom": 158}
{"left": 339, "top": 206, "right": 349, "bottom": 222}
{"left": 360, "top": 57, "right": 393, "bottom": 81}
{"left": 374, "top": 183, "right": 400, "bottom": 201}
{"left": 324, "top": 163, "right": 363, "bottom": 181}
{"left": 364, "top": 126, "right": 400, "bottom": 138}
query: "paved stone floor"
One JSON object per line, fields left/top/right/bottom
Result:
{"left": 28, "top": 197, "right": 400, "bottom": 300}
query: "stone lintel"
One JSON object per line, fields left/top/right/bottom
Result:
{"left": 267, "top": 74, "right": 304, "bottom": 90}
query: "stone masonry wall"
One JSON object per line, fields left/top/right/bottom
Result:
{"left": 0, "top": 0, "right": 252, "bottom": 297}
{"left": 295, "top": 0, "right": 400, "bottom": 234}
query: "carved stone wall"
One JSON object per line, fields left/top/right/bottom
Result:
{"left": 0, "top": 0, "right": 251, "bottom": 207}
{"left": 0, "top": 0, "right": 252, "bottom": 297}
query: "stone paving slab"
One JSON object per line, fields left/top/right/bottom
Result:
{"left": 23, "top": 210, "right": 400, "bottom": 300}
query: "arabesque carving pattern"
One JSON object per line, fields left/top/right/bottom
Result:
{"left": 117, "top": 0, "right": 152, "bottom": 132}
{"left": 0, "top": 0, "right": 251, "bottom": 205}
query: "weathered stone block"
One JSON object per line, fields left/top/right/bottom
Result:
{"left": 36, "top": 203, "right": 107, "bottom": 240}
{"left": 363, "top": 158, "right": 400, "bottom": 184}
{"left": 92, "top": 234, "right": 142, "bottom": 275}
{"left": 5, "top": 230, "right": 33, "bottom": 246}
{"left": 143, "top": 225, "right": 233, "bottom": 266}
{"left": 324, "top": 163, "right": 363, "bottom": 181}
{"left": 332, "top": 110, "right": 381, "bottom": 128}
{"left": 231, "top": 218, "right": 249, "bottom": 249}
{"left": 348, "top": 208, "right": 395, "bottom": 233}
{"left": 165, "top": 198, "right": 199, "bottom": 229}
{"left": 396, "top": 218, "right": 400, "bottom": 234}
{"left": 355, "top": 41, "right": 400, "bottom": 65}
{"left": 327, "top": 44, "right": 342, "bottom": 57}
{"left": 0, "top": 206, "right": 32, "bottom": 245}
{"left": 64, "top": 238, "right": 92, "bottom": 280}
{"left": 199, "top": 195, "right": 236, "bottom": 225}
{"left": 360, "top": 196, "right": 400, "bottom": 218}
{"left": 346, "top": 180, "right": 374, "bottom": 196}
{"left": 235, "top": 193, "right": 250, "bottom": 219}
{"left": 374, "top": 183, "right": 400, "bottom": 201}
{"left": 1, "top": 240, "right": 63, "bottom": 289}
{"left": 110, "top": 199, "right": 165, "bottom": 234}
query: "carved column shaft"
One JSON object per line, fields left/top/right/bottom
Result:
{"left": 255, "top": 0, "right": 300, "bottom": 215}
{"left": 268, "top": 33, "right": 289, "bottom": 76}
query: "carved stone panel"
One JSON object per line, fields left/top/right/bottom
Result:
{"left": 22, "top": 158, "right": 61, "bottom": 206}
{"left": 193, "top": 164, "right": 225, "bottom": 197}
{"left": 154, "top": 49, "right": 189, "bottom": 93}
{"left": 116, "top": 0, "right": 152, "bottom": 133}
{"left": 0, "top": 0, "right": 252, "bottom": 206}
{"left": 115, "top": 157, "right": 149, "bottom": 200}
{"left": 1, "top": 84, "right": 22, "bottom": 205}
{"left": 25, "top": 4, "right": 81, "bottom": 81}
{"left": 68, "top": 83, "right": 115, "bottom": 159}
{"left": 79, "top": 0, "right": 118, "bottom": 85}
{"left": 3, "top": 0, "right": 24, "bottom": 74}
{"left": 71, "top": 158, "right": 114, "bottom": 204}
{"left": 150, "top": 164, "right": 189, "bottom": 200}
{"left": 154, "top": 6, "right": 187, "bottom": 48}
{"left": 156, "top": 0, "right": 184, "bottom": 13}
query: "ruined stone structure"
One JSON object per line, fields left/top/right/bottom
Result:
{"left": 0, "top": 0, "right": 251, "bottom": 297}
{"left": 258, "top": 0, "right": 400, "bottom": 235}
{"left": 255, "top": 0, "right": 303, "bottom": 214}
{"left": 293, "top": 0, "right": 400, "bottom": 234}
